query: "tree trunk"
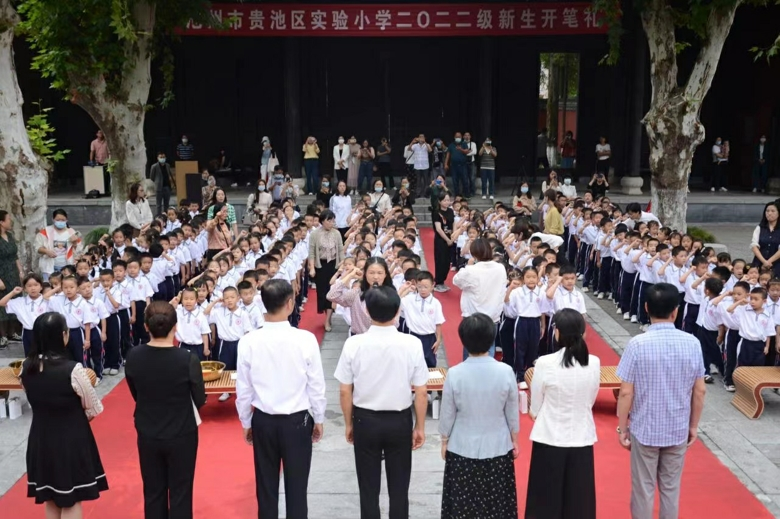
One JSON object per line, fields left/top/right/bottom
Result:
{"left": 70, "top": 1, "right": 155, "bottom": 229}
{"left": 641, "top": 0, "right": 740, "bottom": 231}
{"left": 0, "top": 0, "right": 48, "bottom": 273}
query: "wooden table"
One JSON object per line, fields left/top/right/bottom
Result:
{"left": 0, "top": 367, "right": 22, "bottom": 391}
{"left": 422, "top": 368, "right": 447, "bottom": 392}
{"left": 525, "top": 365, "right": 622, "bottom": 401}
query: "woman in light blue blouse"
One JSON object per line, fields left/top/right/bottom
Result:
{"left": 439, "top": 312, "right": 519, "bottom": 518}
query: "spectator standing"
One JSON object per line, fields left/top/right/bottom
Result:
{"left": 409, "top": 134, "right": 432, "bottom": 199}
{"left": 0, "top": 210, "right": 23, "bottom": 348}
{"left": 445, "top": 132, "right": 470, "bottom": 197}
{"left": 753, "top": 135, "right": 770, "bottom": 193}
{"left": 308, "top": 210, "right": 344, "bottom": 331}
{"left": 348, "top": 136, "right": 361, "bottom": 195}
{"left": 711, "top": 136, "right": 728, "bottom": 192}
{"left": 595, "top": 136, "right": 611, "bottom": 176}
{"left": 431, "top": 138, "right": 446, "bottom": 181}
{"left": 376, "top": 137, "right": 394, "bottom": 189}
{"left": 89, "top": 129, "right": 111, "bottom": 194}
{"left": 750, "top": 202, "right": 780, "bottom": 278}
{"left": 357, "top": 140, "right": 376, "bottom": 194}
{"left": 536, "top": 128, "right": 550, "bottom": 173}
{"left": 302, "top": 136, "right": 321, "bottom": 195}
{"left": 125, "top": 182, "right": 153, "bottom": 236}
{"left": 560, "top": 131, "right": 577, "bottom": 170}
{"left": 333, "top": 136, "right": 350, "bottom": 185}
{"left": 150, "top": 151, "right": 175, "bottom": 216}
{"left": 480, "top": 137, "right": 497, "bottom": 200}
{"left": 617, "top": 283, "right": 706, "bottom": 519}
{"left": 176, "top": 135, "right": 194, "bottom": 160}
{"left": 464, "top": 132, "right": 478, "bottom": 198}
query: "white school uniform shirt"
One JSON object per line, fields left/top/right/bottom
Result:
{"left": 696, "top": 296, "right": 721, "bottom": 331}
{"left": 50, "top": 294, "right": 90, "bottom": 329}
{"left": 664, "top": 264, "right": 686, "bottom": 293}
{"left": 400, "top": 293, "right": 445, "bottom": 335}
{"left": 334, "top": 325, "right": 429, "bottom": 411}
{"left": 765, "top": 298, "right": 780, "bottom": 327}
{"left": 185, "top": 239, "right": 202, "bottom": 264}
{"left": 236, "top": 321, "right": 327, "bottom": 428}
{"left": 6, "top": 295, "right": 49, "bottom": 330}
{"left": 83, "top": 296, "right": 110, "bottom": 323}
{"left": 239, "top": 301, "right": 265, "bottom": 329}
{"left": 392, "top": 273, "right": 405, "bottom": 290}
{"left": 246, "top": 249, "right": 263, "bottom": 267}
{"left": 683, "top": 274, "right": 704, "bottom": 305}
{"left": 208, "top": 304, "right": 254, "bottom": 341}
{"left": 175, "top": 306, "right": 210, "bottom": 345}
{"left": 126, "top": 275, "right": 154, "bottom": 302}
{"left": 545, "top": 286, "right": 587, "bottom": 314}
{"left": 95, "top": 283, "right": 128, "bottom": 315}
{"left": 167, "top": 248, "right": 181, "bottom": 272}
{"left": 176, "top": 244, "right": 192, "bottom": 266}
{"left": 718, "top": 297, "right": 741, "bottom": 330}
{"left": 734, "top": 305, "right": 776, "bottom": 341}
{"left": 116, "top": 279, "right": 133, "bottom": 310}
{"left": 164, "top": 220, "right": 182, "bottom": 233}
{"left": 253, "top": 293, "right": 267, "bottom": 315}
{"left": 723, "top": 274, "right": 740, "bottom": 292}
{"left": 650, "top": 260, "right": 665, "bottom": 284}
{"left": 595, "top": 231, "right": 611, "bottom": 258}
{"left": 620, "top": 247, "right": 639, "bottom": 274}
{"left": 150, "top": 256, "right": 174, "bottom": 287}
{"left": 505, "top": 286, "right": 543, "bottom": 319}
{"left": 581, "top": 225, "right": 599, "bottom": 246}
{"left": 636, "top": 252, "right": 655, "bottom": 283}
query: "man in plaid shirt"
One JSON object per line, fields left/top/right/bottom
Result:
{"left": 616, "top": 283, "right": 707, "bottom": 519}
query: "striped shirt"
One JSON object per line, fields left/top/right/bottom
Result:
{"left": 616, "top": 323, "right": 704, "bottom": 447}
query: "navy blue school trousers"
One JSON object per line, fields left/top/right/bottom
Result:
{"left": 119, "top": 308, "right": 132, "bottom": 360}
{"left": 629, "top": 276, "right": 642, "bottom": 318}
{"left": 674, "top": 292, "right": 685, "bottom": 330}
{"left": 635, "top": 281, "right": 652, "bottom": 325}
{"left": 180, "top": 342, "right": 205, "bottom": 361}
{"left": 104, "top": 313, "right": 122, "bottom": 370}
{"left": 132, "top": 300, "right": 148, "bottom": 346}
{"left": 67, "top": 327, "right": 87, "bottom": 367}
{"left": 683, "top": 303, "right": 700, "bottom": 335}
{"left": 724, "top": 329, "right": 740, "bottom": 386}
{"left": 598, "top": 257, "right": 613, "bottom": 295}
{"left": 499, "top": 316, "right": 517, "bottom": 371}
{"left": 738, "top": 338, "right": 767, "bottom": 367}
{"left": 218, "top": 339, "right": 240, "bottom": 370}
{"left": 410, "top": 331, "right": 437, "bottom": 368}
{"left": 515, "top": 316, "right": 542, "bottom": 382}
{"left": 576, "top": 242, "right": 588, "bottom": 274}
{"left": 611, "top": 263, "right": 622, "bottom": 302}
{"left": 697, "top": 327, "right": 724, "bottom": 376}
{"left": 87, "top": 327, "right": 104, "bottom": 379}
{"left": 620, "top": 271, "right": 637, "bottom": 314}
{"left": 21, "top": 328, "right": 33, "bottom": 357}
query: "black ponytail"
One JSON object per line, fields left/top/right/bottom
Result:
{"left": 25, "top": 312, "right": 68, "bottom": 376}
{"left": 555, "top": 308, "right": 590, "bottom": 368}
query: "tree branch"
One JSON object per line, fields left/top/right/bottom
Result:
{"left": 684, "top": 2, "right": 742, "bottom": 102}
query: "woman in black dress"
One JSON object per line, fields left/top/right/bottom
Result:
{"left": 751, "top": 201, "right": 780, "bottom": 277}
{"left": 307, "top": 210, "right": 344, "bottom": 332}
{"left": 432, "top": 191, "right": 455, "bottom": 292}
{"left": 22, "top": 312, "right": 107, "bottom": 517}
{"left": 125, "top": 301, "right": 205, "bottom": 519}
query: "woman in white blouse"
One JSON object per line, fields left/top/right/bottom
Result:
{"left": 526, "top": 308, "right": 600, "bottom": 519}
{"left": 125, "top": 182, "right": 153, "bottom": 235}
{"left": 368, "top": 179, "right": 392, "bottom": 214}
{"left": 333, "top": 136, "right": 350, "bottom": 186}
{"left": 329, "top": 180, "right": 353, "bottom": 239}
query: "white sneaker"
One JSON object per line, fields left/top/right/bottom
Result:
{"left": 518, "top": 381, "right": 529, "bottom": 390}
{"left": 482, "top": 195, "right": 487, "bottom": 200}
{"left": 640, "top": 324, "right": 648, "bottom": 332}
{"left": 94, "top": 378, "right": 101, "bottom": 387}
{"left": 710, "top": 364, "right": 720, "bottom": 375}
{"left": 608, "top": 294, "right": 613, "bottom": 300}
{"left": 617, "top": 307, "right": 623, "bottom": 314}
{"left": 623, "top": 312, "right": 630, "bottom": 320}
{"left": 710, "top": 187, "right": 715, "bottom": 192}
{"left": 597, "top": 293, "right": 604, "bottom": 299}
{"left": 630, "top": 315, "right": 638, "bottom": 323}
{"left": 753, "top": 188, "right": 758, "bottom": 193}
{"left": 577, "top": 274, "right": 584, "bottom": 281}
{"left": 230, "top": 183, "right": 238, "bottom": 188}
{"left": 108, "top": 368, "right": 118, "bottom": 376}
{"left": 725, "top": 384, "right": 736, "bottom": 392}
{"left": 302, "top": 297, "right": 308, "bottom": 303}
{"left": 308, "top": 192, "right": 314, "bottom": 196}
{"left": 720, "top": 187, "right": 728, "bottom": 192}
{"left": 219, "top": 393, "right": 230, "bottom": 402}
{"left": 582, "top": 287, "right": 589, "bottom": 293}
{"left": 489, "top": 195, "right": 494, "bottom": 200}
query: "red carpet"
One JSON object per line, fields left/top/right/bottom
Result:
{"left": 418, "top": 228, "right": 772, "bottom": 519}
{"left": 0, "top": 302, "right": 326, "bottom": 518}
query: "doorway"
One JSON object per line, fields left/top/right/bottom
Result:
{"left": 538, "top": 53, "right": 580, "bottom": 177}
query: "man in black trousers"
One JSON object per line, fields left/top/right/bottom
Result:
{"left": 335, "top": 286, "right": 429, "bottom": 519}
{"left": 235, "top": 279, "right": 327, "bottom": 519}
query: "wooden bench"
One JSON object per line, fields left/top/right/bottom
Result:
{"left": 731, "top": 367, "right": 780, "bottom": 419}
{"left": 524, "top": 366, "right": 623, "bottom": 403}
{"left": 204, "top": 368, "right": 449, "bottom": 395}
{"left": 0, "top": 366, "right": 98, "bottom": 394}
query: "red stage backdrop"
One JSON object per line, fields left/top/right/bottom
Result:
{"left": 182, "top": 3, "right": 607, "bottom": 37}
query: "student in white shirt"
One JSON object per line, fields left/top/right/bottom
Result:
{"left": 172, "top": 287, "right": 211, "bottom": 360}
{"left": 237, "top": 281, "right": 265, "bottom": 329}
{"left": 79, "top": 276, "right": 108, "bottom": 381}
{"left": 695, "top": 278, "right": 725, "bottom": 383}
{"left": 680, "top": 256, "right": 710, "bottom": 335}
{"left": 236, "top": 279, "right": 326, "bottom": 519}
{"left": 126, "top": 258, "right": 154, "bottom": 346}
{"left": 658, "top": 246, "right": 688, "bottom": 329}
{"left": 0, "top": 274, "right": 48, "bottom": 355}
{"left": 544, "top": 265, "right": 586, "bottom": 353}
{"left": 334, "top": 286, "right": 429, "bottom": 519}
{"left": 205, "top": 287, "right": 254, "bottom": 401}
{"left": 95, "top": 269, "right": 128, "bottom": 375}
{"left": 398, "top": 271, "right": 445, "bottom": 368}
{"left": 727, "top": 287, "right": 777, "bottom": 367}
{"left": 504, "top": 267, "right": 544, "bottom": 388}
{"left": 527, "top": 309, "right": 600, "bottom": 519}
{"left": 48, "top": 276, "right": 93, "bottom": 366}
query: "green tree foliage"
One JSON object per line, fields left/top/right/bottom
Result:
{"left": 25, "top": 102, "right": 69, "bottom": 168}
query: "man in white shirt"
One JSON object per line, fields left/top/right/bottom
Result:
{"left": 334, "top": 286, "right": 429, "bottom": 519}
{"left": 236, "top": 279, "right": 326, "bottom": 519}
{"left": 408, "top": 134, "right": 432, "bottom": 199}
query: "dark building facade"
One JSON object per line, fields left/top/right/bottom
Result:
{"left": 14, "top": 0, "right": 780, "bottom": 190}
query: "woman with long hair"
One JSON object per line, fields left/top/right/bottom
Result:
{"left": 125, "top": 301, "right": 205, "bottom": 519}
{"left": 308, "top": 210, "right": 344, "bottom": 331}
{"left": 22, "top": 312, "right": 107, "bottom": 518}
{"left": 206, "top": 188, "right": 238, "bottom": 237}
{"left": 245, "top": 178, "right": 273, "bottom": 224}
{"left": 525, "top": 308, "right": 600, "bottom": 519}
{"left": 432, "top": 192, "right": 455, "bottom": 292}
{"left": 0, "top": 210, "right": 23, "bottom": 348}
{"left": 751, "top": 201, "right": 780, "bottom": 277}
{"left": 326, "top": 256, "right": 393, "bottom": 335}
{"left": 125, "top": 182, "right": 153, "bottom": 235}
{"left": 329, "top": 180, "right": 353, "bottom": 239}
{"left": 316, "top": 175, "right": 334, "bottom": 207}
{"left": 205, "top": 202, "right": 234, "bottom": 262}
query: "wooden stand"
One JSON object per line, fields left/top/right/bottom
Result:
{"left": 174, "top": 161, "right": 199, "bottom": 202}
{"left": 83, "top": 166, "right": 105, "bottom": 194}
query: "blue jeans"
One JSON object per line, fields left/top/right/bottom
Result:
{"left": 481, "top": 169, "right": 495, "bottom": 196}
{"left": 468, "top": 162, "right": 477, "bottom": 197}
{"left": 462, "top": 322, "right": 498, "bottom": 361}
{"left": 304, "top": 158, "right": 320, "bottom": 193}
{"left": 358, "top": 161, "right": 373, "bottom": 192}
{"left": 451, "top": 163, "right": 468, "bottom": 196}
{"left": 561, "top": 157, "right": 575, "bottom": 169}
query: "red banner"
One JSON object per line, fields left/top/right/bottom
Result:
{"left": 182, "top": 3, "right": 606, "bottom": 37}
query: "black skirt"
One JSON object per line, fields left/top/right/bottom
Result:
{"left": 441, "top": 450, "right": 517, "bottom": 518}
{"left": 314, "top": 259, "right": 337, "bottom": 313}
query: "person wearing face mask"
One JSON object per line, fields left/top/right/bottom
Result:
{"left": 464, "top": 132, "right": 478, "bottom": 198}
{"left": 480, "top": 138, "right": 498, "bottom": 200}
{"left": 302, "top": 136, "right": 321, "bottom": 195}
{"left": 753, "top": 135, "right": 770, "bottom": 193}
{"left": 150, "top": 152, "right": 176, "bottom": 216}
{"left": 246, "top": 179, "right": 273, "bottom": 224}
{"left": 376, "top": 137, "right": 394, "bottom": 189}
{"left": 711, "top": 136, "right": 728, "bottom": 192}
{"left": 432, "top": 138, "right": 446, "bottom": 180}
{"left": 333, "top": 136, "right": 350, "bottom": 186}
{"left": 369, "top": 180, "right": 391, "bottom": 214}
{"left": 348, "top": 136, "right": 361, "bottom": 195}
{"left": 35, "top": 209, "right": 83, "bottom": 282}
{"left": 260, "top": 136, "right": 278, "bottom": 183}
{"left": 445, "top": 132, "right": 470, "bottom": 197}
{"left": 560, "top": 131, "right": 577, "bottom": 170}
{"left": 409, "top": 134, "right": 432, "bottom": 199}
{"left": 392, "top": 177, "right": 414, "bottom": 209}
{"left": 512, "top": 182, "right": 537, "bottom": 216}
{"left": 176, "top": 135, "right": 194, "bottom": 161}
{"left": 357, "top": 140, "right": 376, "bottom": 194}
{"left": 317, "top": 176, "right": 334, "bottom": 207}
{"left": 560, "top": 174, "right": 577, "bottom": 198}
